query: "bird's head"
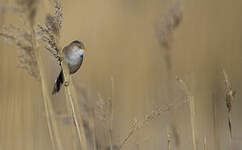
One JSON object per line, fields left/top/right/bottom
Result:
{"left": 71, "top": 40, "right": 85, "bottom": 50}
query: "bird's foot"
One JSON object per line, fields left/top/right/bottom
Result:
{"left": 64, "top": 81, "right": 69, "bottom": 87}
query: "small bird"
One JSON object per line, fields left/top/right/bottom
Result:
{"left": 52, "top": 40, "right": 85, "bottom": 95}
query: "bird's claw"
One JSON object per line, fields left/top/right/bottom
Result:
{"left": 64, "top": 81, "right": 69, "bottom": 87}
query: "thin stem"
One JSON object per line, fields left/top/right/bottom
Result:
{"left": 222, "top": 69, "right": 235, "bottom": 150}
{"left": 60, "top": 55, "right": 88, "bottom": 150}
{"left": 109, "top": 77, "right": 114, "bottom": 150}
{"left": 167, "top": 128, "right": 171, "bottom": 150}
{"left": 176, "top": 77, "right": 197, "bottom": 150}
{"left": 119, "top": 120, "right": 139, "bottom": 150}
{"left": 203, "top": 136, "right": 207, "bottom": 150}
{"left": 31, "top": 28, "right": 63, "bottom": 150}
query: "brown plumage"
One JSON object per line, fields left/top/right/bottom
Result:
{"left": 52, "top": 40, "right": 85, "bottom": 94}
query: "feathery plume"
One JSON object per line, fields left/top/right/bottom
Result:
{"left": 154, "top": 0, "right": 183, "bottom": 70}
{"left": 37, "top": 0, "right": 63, "bottom": 62}
{"left": 155, "top": 0, "right": 183, "bottom": 49}
{"left": 0, "top": 0, "right": 40, "bottom": 79}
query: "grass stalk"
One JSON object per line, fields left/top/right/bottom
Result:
{"left": 176, "top": 77, "right": 197, "bottom": 150}
{"left": 203, "top": 136, "right": 207, "bottom": 150}
{"left": 118, "top": 98, "right": 187, "bottom": 150}
{"left": 0, "top": 1, "right": 64, "bottom": 149}
{"left": 60, "top": 58, "right": 88, "bottom": 150}
{"left": 222, "top": 69, "right": 235, "bottom": 150}
{"left": 31, "top": 26, "right": 63, "bottom": 150}
{"left": 37, "top": 0, "right": 89, "bottom": 149}
{"left": 167, "top": 128, "right": 171, "bottom": 150}
{"left": 109, "top": 77, "right": 114, "bottom": 150}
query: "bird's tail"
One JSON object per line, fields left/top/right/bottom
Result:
{"left": 52, "top": 70, "right": 64, "bottom": 95}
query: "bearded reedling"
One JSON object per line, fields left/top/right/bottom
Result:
{"left": 52, "top": 40, "right": 85, "bottom": 94}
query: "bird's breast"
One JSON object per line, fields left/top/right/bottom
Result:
{"left": 64, "top": 47, "right": 84, "bottom": 74}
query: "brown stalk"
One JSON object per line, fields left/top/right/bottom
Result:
{"left": 37, "top": 0, "right": 89, "bottom": 149}
{"left": 118, "top": 97, "right": 187, "bottom": 149}
{"left": 176, "top": 77, "right": 197, "bottom": 150}
{"left": 0, "top": 1, "right": 63, "bottom": 149}
{"left": 108, "top": 77, "right": 114, "bottom": 150}
{"left": 167, "top": 128, "right": 171, "bottom": 150}
{"left": 32, "top": 29, "right": 63, "bottom": 150}
{"left": 95, "top": 78, "right": 114, "bottom": 150}
{"left": 28, "top": 2, "right": 63, "bottom": 150}
{"left": 222, "top": 69, "right": 235, "bottom": 150}
{"left": 118, "top": 119, "right": 138, "bottom": 150}
{"left": 223, "top": 70, "right": 235, "bottom": 137}
{"left": 61, "top": 68, "right": 88, "bottom": 150}
{"left": 203, "top": 136, "right": 207, "bottom": 150}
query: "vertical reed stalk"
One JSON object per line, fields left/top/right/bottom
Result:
{"left": 189, "top": 95, "right": 197, "bottom": 150}
{"left": 0, "top": 0, "right": 63, "bottom": 149}
{"left": 60, "top": 57, "right": 88, "bottom": 150}
{"left": 167, "top": 128, "right": 171, "bottom": 150}
{"left": 31, "top": 27, "right": 63, "bottom": 150}
{"left": 37, "top": 0, "right": 89, "bottom": 148}
{"left": 222, "top": 69, "right": 235, "bottom": 150}
{"left": 203, "top": 136, "right": 207, "bottom": 150}
{"left": 176, "top": 77, "right": 197, "bottom": 150}
{"left": 108, "top": 77, "right": 114, "bottom": 150}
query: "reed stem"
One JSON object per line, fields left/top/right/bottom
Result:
{"left": 60, "top": 54, "right": 88, "bottom": 150}
{"left": 31, "top": 28, "right": 63, "bottom": 150}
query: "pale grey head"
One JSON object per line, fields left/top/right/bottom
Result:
{"left": 71, "top": 40, "right": 85, "bottom": 50}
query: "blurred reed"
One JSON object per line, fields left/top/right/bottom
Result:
{"left": 0, "top": 0, "right": 6, "bottom": 27}
{"left": 117, "top": 94, "right": 187, "bottom": 149}
{"left": 203, "top": 136, "right": 207, "bottom": 150}
{"left": 95, "top": 77, "right": 115, "bottom": 150}
{"left": 167, "top": 127, "right": 172, "bottom": 150}
{"left": 38, "top": 0, "right": 90, "bottom": 149}
{"left": 154, "top": 0, "right": 183, "bottom": 71}
{"left": 176, "top": 77, "right": 197, "bottom": 150}
{"left": 223, "top": 69, "right": 236, "bottom": 150}
{"left": 0, "top": 1, "right": 64, "bottom": 150}
{"left": 94, "top": 76, "right": 186, "bottom": 150}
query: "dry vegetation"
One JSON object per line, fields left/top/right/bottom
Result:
{"left": 176, "top": 77, "right": 197, "bottom": 150}
{"left": 223, "top": 70, "right": 236, "bottom": 150}
{"left": 154, "top": 0, "right": 182, "bottom": 71}
{"left": 0, "top": 0, "right": 240, "bottom": 150}
{"left": 0, "top": 0, "right": 63, "bottom": 150}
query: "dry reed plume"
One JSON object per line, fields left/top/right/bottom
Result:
{"left": 1, "top": 0, "right": 91, "bottom": 149}
{"left": 154, "top": 0, "right": 183, "bottom": 70}
{"left": 94, "top": 76, "right": 187, "bottom": 150}
{"left": 0, "top": 2, "right": 39, "bottom": 79}
{"left": 0, "top": 1, "right": 64, "bottom": 150}
{"left": 117, "top": 96, "right": 187, "bottom": 149}
{"left": 38, "top": 1, "right": 89, "bottom": 150}
{"left": 95, "top": 77, "right": 115, "bottom": 150}
{"left": 1, "top": 0, "right": 239, "bottom": 150}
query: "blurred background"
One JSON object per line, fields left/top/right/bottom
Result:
{"left": 0, "top": 0, "right": 242, "bottom": 149}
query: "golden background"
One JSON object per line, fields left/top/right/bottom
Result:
{"left": 0, "top": 0, "right": 242, "bottom": 149}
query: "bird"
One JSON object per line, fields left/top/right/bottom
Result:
{"left": 52, "top": 40, "right": 85, "bottom": 95}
